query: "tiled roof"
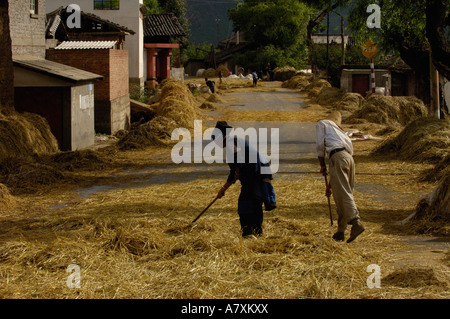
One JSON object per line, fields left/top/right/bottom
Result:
{"left": 46, "top": 6, "right": 135, "bottom": 37}
{"left": 55, "top": 41, "right": 118, "bottom": 50}
{"left": 13, "top": 55, "right": 103, "bottom": 83}
{"left": 143, "top": 14, "right": 185, "bottom": 38}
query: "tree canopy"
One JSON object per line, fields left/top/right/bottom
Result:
{"left": 228, "top": 0, "right": 311, "bottom": 71}
{"left": 308, "top": 0, "right": 449, "bottom": 79}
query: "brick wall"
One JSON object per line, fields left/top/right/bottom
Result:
{"left": 46, "top": 48, "right": 130, "bottom": 135}
{"left": 9, "top": 0, "right": 46, "bottom": 58}
{"left": 46, "top": 48, "right": 129, "bottom": 101}
{"left": 109, "top": 50, "right": 129, "bottom": 100}
{"left": 46, "top": 49, "right": 111, "bottom": 100}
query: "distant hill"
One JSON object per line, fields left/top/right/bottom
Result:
{"left": 186, "top": 0, "right": 236, "bottom": 45}
{"left": 186, "top": 1, "right": 350, "bottom": 45}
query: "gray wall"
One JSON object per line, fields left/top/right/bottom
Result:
{"left": 71, "top": 83, "right": 95, "bottom": 150}
{"left": 9, "top": 0, "right": 46, "bottom": 58}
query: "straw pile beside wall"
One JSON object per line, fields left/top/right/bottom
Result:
{"left": 0, "top": 111, "right": 59, "bottom": 161}
{"left": 118, "top": 79, "right": 197, "bottom": 150}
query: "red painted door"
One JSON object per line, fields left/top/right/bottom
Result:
{"left": 352, "top": 74, "right": 370, "bottom": 96}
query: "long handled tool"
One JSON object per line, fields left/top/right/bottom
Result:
{"left": 324, "top": 175, "right": 333, "bottom": 226}
{"left": 191, "top": 182, "right": 233, "bottom": 224}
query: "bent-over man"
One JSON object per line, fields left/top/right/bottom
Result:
{"left": 213, "top": 121, "right": 276, "bottom": 238}
{"left": 316, "top": 111, "right": 365, "bottom": 243}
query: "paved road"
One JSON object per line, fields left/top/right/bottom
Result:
{"left": 202, "top": 85, "right": 318, "bottom": 177}
{"left": 77, "top": 83, "right": 318, "bottom": 196}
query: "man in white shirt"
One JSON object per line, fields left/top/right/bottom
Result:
{"left": 316, "top": 111, "right": 365, "bottom": 243}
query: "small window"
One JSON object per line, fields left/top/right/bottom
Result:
{"left": 94, "top": 0, "right": 120, "bottom": 10}
{"left": 30, "top": 0, "right": 38, "bottom": 14}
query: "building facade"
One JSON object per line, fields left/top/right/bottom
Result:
{"left": 9, "top": 0, "right": 47, "bottom": 57}
{"left": 47, "top": 43, "right": 130, "bottom": 134}
{"left": 46, "top": 0, "right": 145, "bottom": 85}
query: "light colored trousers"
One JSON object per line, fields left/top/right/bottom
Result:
{"left": 329, "top": 150, "right": 360, "bottom": 232}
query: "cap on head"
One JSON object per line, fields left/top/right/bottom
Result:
{"left": 213, "top": 121, "right": 232, "bottom": 140}
{"left": 325, "top": 111, "right": 342, "bottom": 128}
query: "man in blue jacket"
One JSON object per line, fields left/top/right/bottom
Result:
{"left": 213, "top": 121, "right": 276, "bottom": 238}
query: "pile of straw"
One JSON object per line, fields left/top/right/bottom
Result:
{"left": 281, "top": 75, "right": 312, "bottom": 90}
{"left": 203, "top": 68, "right": 217, "bottom": 78}
{"left": 333, "top": 93, "right": 364, "bottom": 112}
{"left": 0, "top": 183, "right": 15, "bottom": 211}
{"left": 309, "top": 87, "right": 344, "bottom": 106}
{"left": 0, "top": 148, "right": 117, "bottom": 194}
{"left": 0, "top": 111, "right": 59, "bottom": 161}
{"left": 375, "top": 117, "right": 449, "bottom": 163}
{"left": 118, "top": 79, "right": 198, "bottom": 150}
{"left": 199, "top": 102, "right": 216, "bottom": 110}
{"left": 374, "top": 117, "right": 450, "bottom": 228}
{"left": 117, "top": 116, "right": 179, "bottom": 150}
{"left": 421, "top": 154, "right": 450, "bottom": 182}
{"left": 282, "top": 76, "right": 362, "bottom": 112}
{"left": 2, "top": 161, "right": 67, "bottom": 194}
{"left": 415, "top": 171, "right": 450, "bottom": 224}
{"left": 303, "top": 79, "right": 332, "bottom": 98}
{"left": 382, "top": 267, "right": 447, "bottom": 288}
{"left": 273, "top": 67, "right": 297, "bottom": 81}
{"left": 45, "top": 149, "right": 115, "bottom": 172}
{"left": 207, "top": 94, "right": 223, "bottom": 103}
{"left": 156, "top": 79, "right": 197, "bottom": 129}
{"left": 345, "top": 95, "right": 427, "bottom": 126}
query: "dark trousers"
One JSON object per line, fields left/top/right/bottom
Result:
{"left": 238, "top": 198, "right": 263, "bottom": 237}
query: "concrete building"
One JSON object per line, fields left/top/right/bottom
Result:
{"left": 8, "top": 0, "right": 47, "bottom": 57}
{"left": 45, "top": 7, "right": 133, "bottom": 134}
{"left": 46, "top": 0, "right": 146, "bottom": 85}
{"left": 47, "top": 41, "right": 130, "bottom": 135}
{"left": 13, "top": 55, "right": 102, "bottom": 151}
{"left": 8, "top": 0, "right": 103, "bottom": 150}
{"left": 340, "top": 66, "right": 390, "bottom": 97}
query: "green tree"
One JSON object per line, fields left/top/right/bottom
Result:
{"left": 143, "top": 0, "right": 162, "bottom": 14}
{"left": 158, "top": 0, "right": 191, "bottom": 45}
{"left": 308, "top": 0, "right": 449, "bottom": 79}
{"left": 228, "top": 0, "right": 311, "bottom": 71}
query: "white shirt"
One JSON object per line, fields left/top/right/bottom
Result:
{"left": 316, "top": 120, "right": 353, "bottom": 158}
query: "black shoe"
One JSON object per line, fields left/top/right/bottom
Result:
{"left": 347, "top": 221, "right": 365, "bottom": 243}
{"left": 332, "top": 232, "right": 345, "bottom": 241}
